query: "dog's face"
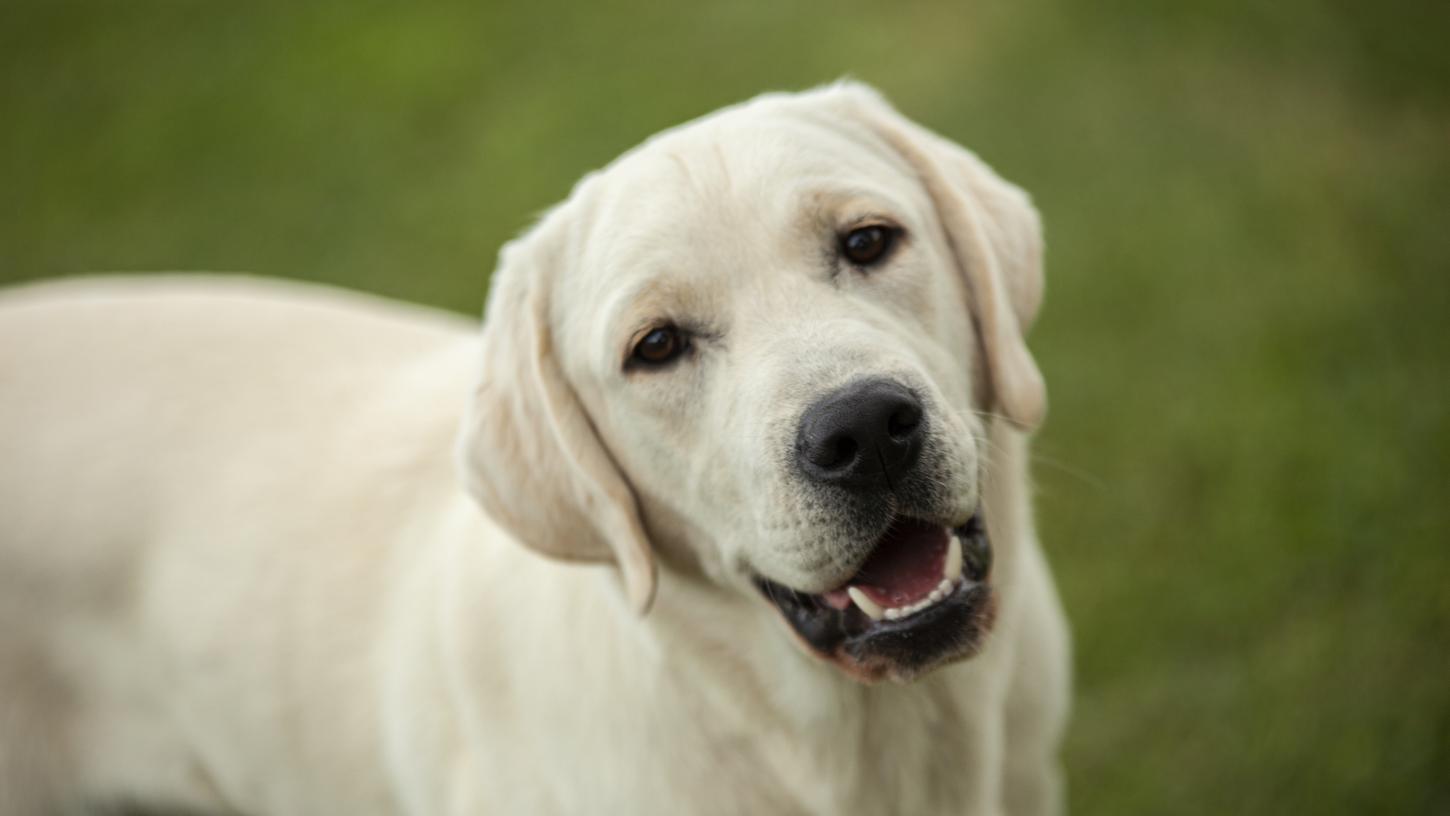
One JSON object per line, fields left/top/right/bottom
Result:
{"left": 460, "top": 84, "right": 1046, "bottom": 683}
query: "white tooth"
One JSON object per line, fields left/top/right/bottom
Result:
{"left": 847, "top": 587, "right": 885, "bottom": 621}
{"left": 885, "top": 608, "right": 901, "bottom": 620}
{"left": 929, "top": 589, "right": 944, "bottom": 603}
{"left": 944, "top": 535, "right": 963, "bottom": 582}
{"left": 937, "top": 578, "right": 953, "bottom": 593}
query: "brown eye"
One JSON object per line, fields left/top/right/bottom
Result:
{"left": 631, "top": 326, "right": 686, "bottom": 367}
{"left": 841, "top": 225, "right": 898, "bottom": 267}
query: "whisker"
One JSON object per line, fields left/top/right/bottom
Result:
{"left": 1029, "top": 450, "right": 1109, "bottom": 493}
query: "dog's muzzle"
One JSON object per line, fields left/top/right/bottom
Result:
{"left": 755, "top": 512, "right": 995, "bottom": 683}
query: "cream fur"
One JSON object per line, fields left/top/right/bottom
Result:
{"left": 0, "top": 83, "right": 1069, "bottom": 815}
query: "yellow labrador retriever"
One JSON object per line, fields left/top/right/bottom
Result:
{"left": 0, "top": 83, "right": 1069, "bottom": 815}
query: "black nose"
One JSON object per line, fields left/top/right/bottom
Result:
{"left": 796, "top": 379, "right": 925, "bottom": 491}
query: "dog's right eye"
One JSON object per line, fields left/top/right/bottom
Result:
{"left": 840, "top": 224, "right": 900, "bottom": 267}
{"left": 629, "top": 325, "right": 688, "bottom": 369}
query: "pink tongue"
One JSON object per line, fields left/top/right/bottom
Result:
{"left": 848, "top": 519, "right": 949, "bottom": 608}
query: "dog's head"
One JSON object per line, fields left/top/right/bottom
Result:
{"left": 458, "top": 83, "right": 1045, "bottom": 683}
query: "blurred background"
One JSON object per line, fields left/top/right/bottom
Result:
{"left": 2, "top": 1, "right": 1446, "bottom": 812}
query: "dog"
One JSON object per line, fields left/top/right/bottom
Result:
{"left": 0, "top": 82, "right": 1070, "bottom": 815}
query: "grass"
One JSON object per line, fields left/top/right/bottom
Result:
{"left": 3, "top": 1, "right": 1447, "bottom": 812}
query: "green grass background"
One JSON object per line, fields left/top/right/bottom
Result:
{"left": 3, "top": 1, "right": 1447, "bottom": 812}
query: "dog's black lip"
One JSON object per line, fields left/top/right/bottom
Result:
{"left": 754, "top": 513, "right": 992, "bottom": 661}
{"left": 840, "top": 580, "right": 994, "bottom": 678}
{"left": 958, "top": 512, "right": 991, "bottom": 581}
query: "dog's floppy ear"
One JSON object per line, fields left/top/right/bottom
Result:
{"left": 840, "top": 84, "right": 1047, "bottom": 431}
{"left": 457, "top": 212, "right": 657, "bottom": 613}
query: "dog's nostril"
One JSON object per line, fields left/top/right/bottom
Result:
{"left": 806, "top": 433, "right": 858, "bottom": 471}
{"left": 826, "top": 436, "right": 858, "bottom": 469}
{"left": 887, "top": 403, "right": 922, "bottom": 440}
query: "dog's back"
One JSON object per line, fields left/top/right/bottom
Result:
{"left": 0, "top": 276, "right": 475, "bottom": 814}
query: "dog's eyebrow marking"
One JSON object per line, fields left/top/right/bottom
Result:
{"left": 806, "top": 189, "right": 912, "bottom": 284}
{"left": 604, "top": 275, "right": 724, "bottom": 359}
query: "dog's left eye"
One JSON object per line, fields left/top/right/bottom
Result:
{"left": 629, "top": 325, "right": 688, "bottom": 369}
{"left": 840, "top": 225, "right": 899, "bottom": 267}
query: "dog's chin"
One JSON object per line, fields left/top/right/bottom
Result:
{"left": 754, "top": 513, "right": 995, "bottom": 684}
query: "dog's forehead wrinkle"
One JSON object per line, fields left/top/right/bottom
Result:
{"left": 662, "top": 140, "right": 739, "bottom": 196}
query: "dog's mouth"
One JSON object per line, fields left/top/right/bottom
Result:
{"left": 755, "top": 512, "right": 995, "bottom": 683}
